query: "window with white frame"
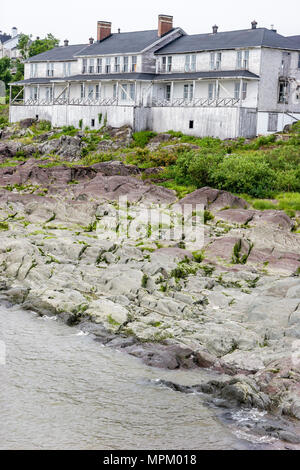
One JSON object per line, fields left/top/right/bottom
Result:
{"left": 114, "top": 57, "right": 121, "bottom": 73}
{"left": 30, "top": 86, "right": 38, "bottom": 100}
{"left": 208, "top": 82, "right": 215, "bottom": 99}
{"left": 88, "top": 85, "right": 94, "bottom": 99}
{"left": 234, "top": 81, "right": 247, "bottom": 100}
{"left": 210, "top": 52, "right": 222, "bottom": 70}
{"left": 121, "top": 84, "right": 128, "bottom": 100}
{"left": 88, "top": 59, "right": 95, "bottom": 74}
{"left": 113, "top": 83, "right": 117, "bottom": 99}
{"left": 162, "top": 56, "right": 172, "bottom": 72}
{"left": 131, "top": 56, "right": 137, "bottom": 72}
{"left": 123, "top": 56, "right": 129, "bottom": 73}
{"left": 278, "top": 79, "right": 288, "bottom": 103}
{"left": 242, "top": 82, "right": 247, "bottom": 100}
{"left": 97, "top": 58, "right": 102, "bottom": 74}
{"left": 236, "top": 50, "right": 249, "bottom": 69}
{"left": 183, "top": 83, "right": 194, "bottom": 101}
{"left": 30, "top": 63, "right": 37, "bottom": 78}
{"left": 63, "top": 62, "right": 71, "bottom": 76}
{"left": 185, "top": 55, "right": 196, "bottom": 72}
{"left": 298, "top": 53, "right": 300, "bottom": 69}
{"left": 46, "top": 86, "right": 53, "bottom": 102}
{"left": 234, "top": 82, "right": 240, "bottom": 100}
{"left": 129, "top": 83, "right": 135, "bottom": 100}
{"left": 166, "top": 84, "right": 171, "bottom": 101}
{"left": 105, "top": 58, "right": 111, "bottom": 73}
{"left": 82, "top": 59, "right": 87, "bottom": 74}
{"left": 47, "top": 62, "right": 54, "bottom": 77}
{"left": 95, "top": 84, "right": 100, "bottom": 99}
{"left": 80, "top": 83, "right": 85, "bottom": 99}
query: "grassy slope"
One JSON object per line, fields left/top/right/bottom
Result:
{"left": 1, "top": 120, "right": 300, "bottom": 218}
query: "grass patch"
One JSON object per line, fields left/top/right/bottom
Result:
{"left": 132, "top": 131, "right": 157, "bottom": 148}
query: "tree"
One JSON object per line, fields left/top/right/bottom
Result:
{"left": 18, "top": 33, "right": 60, "bottom": 59}
{"left": 0, "top": 57, "right": 12, "bottom": 87}
{"left": 17, "top": 34, "right": 32, "bottom": 60}
{"left": 28, "top": 34, "right": 59, "bottom": 57}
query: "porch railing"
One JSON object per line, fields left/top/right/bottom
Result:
{"left": 11, "top": 97, "right": 130, "bottom": 106}
{"left": 152, "top": 97, "right": 240, "bottom": 107}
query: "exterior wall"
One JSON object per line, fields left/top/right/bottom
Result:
{"left": 153, "top": 79, "right": 258, "bottom": 107}
{"left": 257, "top": 111, "right": 300, "bottom": 134}
{"left": 151, "top": 106, "right": 241, "bottom": 138}
{"left": 24, "top": 60, "right": 80, "bottom": 79}
{"left": 142, "top": 29, "right": 183, "bottom": 74}
{"left": 10, "top": 104, "right": 135, "bottom": 130}
{"left": 11, "top": 103, "right": 259, "bottom": 139}
{"left": 157, "top": 48, "right": 262, "bottom": 75}
{"left": 258, "top": 47, "right": 300, "bottom": 113}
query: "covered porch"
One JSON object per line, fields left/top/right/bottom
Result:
{"left": 9, "top": 76, "right": 153, "bottom": 108}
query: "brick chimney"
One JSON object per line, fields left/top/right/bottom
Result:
{"left": 97, "top": 21, "right": 112, "bottom": 42}
{"left": 212, "top": 25, "right": 218, "bottom": 34}
{"left": 64, "top": 39, "right": 69, "bottom": 47}
{"left": 158, "top": 15, "right": 173, "bottom": 37}
{"left": 251, "top": 20, "right": 258, "bottom": 29}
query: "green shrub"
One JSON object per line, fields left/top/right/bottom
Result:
{"left": 212, "top": 153, "right": 277, "bottom": 198}
{"left": 0, "top": 221, "right": 9, "bottom": 230}
{"left": 0, "top": 115, "right": 9, "bottom": 128}
{"left": 132, "top": 131, "right": 157, "bottom": 148}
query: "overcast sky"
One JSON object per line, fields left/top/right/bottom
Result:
{"left": 1, "top": 0, "right": 299, "bottom": 44}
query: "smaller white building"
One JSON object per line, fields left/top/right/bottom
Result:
{"left": 0, "top": 28, "right": 22, "bottom": 60}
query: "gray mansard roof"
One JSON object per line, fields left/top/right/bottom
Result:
{"left": 25, "top": 44, "right": 88, "bottom": 62}
{"left": 74, "top": 29, "right": 176, "bottom": 56}
{"left": 156, "top": 28, "right": 300, "bottom": 54}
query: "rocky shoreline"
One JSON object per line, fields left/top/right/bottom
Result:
{"left": 1, "top": 120, "right": 300, "bottom": 445}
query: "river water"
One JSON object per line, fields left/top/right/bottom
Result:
{"left": 0, "top": 301, "right": 277, "bottom": 450}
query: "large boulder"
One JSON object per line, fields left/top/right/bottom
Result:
{"left": 179, "top": 187, "right": 248, "bottom": 211}
{"left": 39, "top": 135, "right": 86, "bottom": 161}
{"left": 205, "top": 236, "right": 252, "bottom": 264}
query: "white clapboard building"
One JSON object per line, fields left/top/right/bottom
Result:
{"left": 9, "top": 15, "right": 300, "bottom": 138}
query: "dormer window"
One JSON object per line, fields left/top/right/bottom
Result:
{"left": 162, "top": 56, "right": 172, "bottom": 72}
{"left": 185, "top": 55, "right": 196, "bottom": 72}
{"left": 47, "top": 63, "right": 54, "bottom": 77}
{"left": 210, "top": 52, "right": 221, "bottom": 70}
{"left": 89, "top": 59, "right": 95, "bottom": 74}
{"left": 237, "top": 50, "right": 249, "bottom": 69}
